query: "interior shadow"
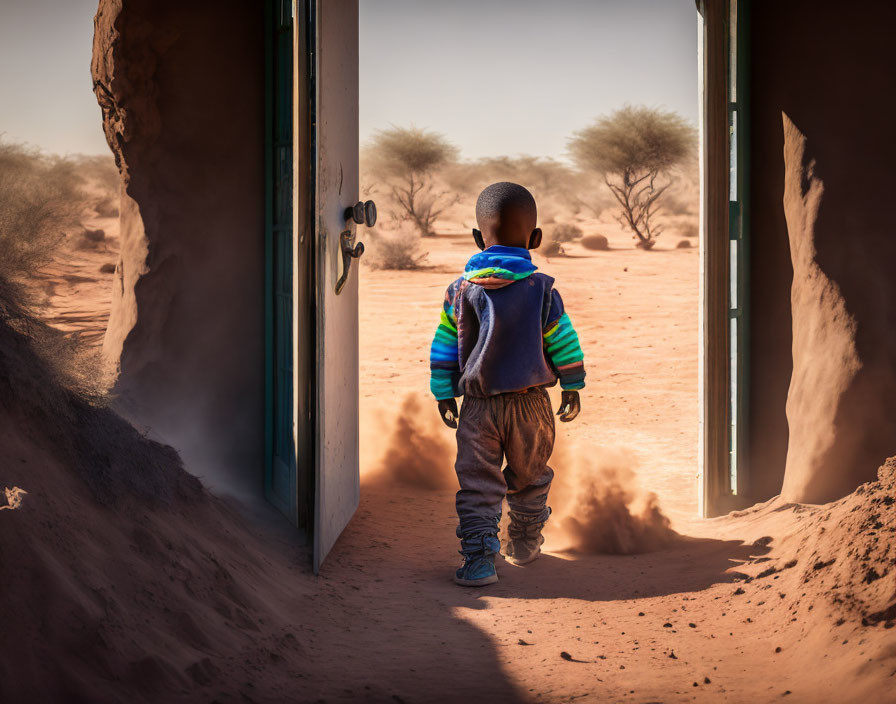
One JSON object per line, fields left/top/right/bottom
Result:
{"left": 483, "top": 537, "right": 764, "bottom": 602}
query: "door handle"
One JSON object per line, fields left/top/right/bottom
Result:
{"left": 335, "top": 200, "right": 376, "bottom": 294}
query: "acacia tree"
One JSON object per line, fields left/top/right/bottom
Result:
{"left": 363, "top": 126, "right": 458, "bottom": 237}
{"left": 569, "top": 106, "right": 696, "bottom": 250}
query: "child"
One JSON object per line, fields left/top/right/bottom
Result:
{"left": 429, "top": 182, "right": 586, "bottom": 586}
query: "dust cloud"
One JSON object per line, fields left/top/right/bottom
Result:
{"left": 361, "top": 394, "right": 457, "bottom": 491}
{"left": 363, "top": 393, "right": 677, "bottom": 554}
{"left": 544, "top": 438, "right": 679, "bottom": 554}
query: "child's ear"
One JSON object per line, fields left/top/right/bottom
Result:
{"left": 528, "top": 228, "right": 542, "bottom": 250}
{"left": 472, "top": 228, "right": 486, "bottom": 250}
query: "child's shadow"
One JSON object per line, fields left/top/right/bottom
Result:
{"left": 475, "top": 536, "right": 766, "bottom": 602}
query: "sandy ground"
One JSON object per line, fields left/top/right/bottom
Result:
{"left": 360, "top": 224, "right": 700, "bottom": 520}
{"left": 33, "top": 210, "right": 119, "bottom": 349}
{"left": 11, "top": 212, "right": 894, "bottom": 702}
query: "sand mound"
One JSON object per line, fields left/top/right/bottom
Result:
{"left": 735, "top": 459, "right": 895, "bottom": 630}
{"left": 0, "top": 297, "right": 312, "bottom": 702}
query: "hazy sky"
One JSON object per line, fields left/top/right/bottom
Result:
{"left": 360, "top": 0, "right": 698, "bottom": 160}
{"left": 0, "top": 0, "right": 697, "bottom": 160}
{"left": 0, "top": 0, "right": 106, "bottom": 155}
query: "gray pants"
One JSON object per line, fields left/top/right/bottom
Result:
{"left": 454, "top": 388, "right": 555, "bottom": 538}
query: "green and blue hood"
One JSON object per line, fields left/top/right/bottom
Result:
{"left": 462, "top": 245, "right": 537, "bottom": 289}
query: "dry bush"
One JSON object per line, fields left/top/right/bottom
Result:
{"left": 0, "top": 140, "right": 85, "bottom": 298}
{"left": 549, "top": 223, "right": 583, "bottom": 244}
{"left": 582, "top": 234, "right": 610, "bottom": 251}
{"left": 676, "top": 239, "right": 692, "bottom": 249}
{"left": 367, "top": 229, "right": 429, "bottom": 271}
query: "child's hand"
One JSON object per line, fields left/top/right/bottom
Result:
{"left": 557, "top": 390, "right": 581, "bottom": 422}
{"left": 437, "top": 398, "right": 459, "bottom": 428}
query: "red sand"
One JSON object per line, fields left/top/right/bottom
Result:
{"left": 2, "top": 389, "right": 894, "bottom": 702}
{"left": 2, "top": 214, "right": 893, "bottom": 702}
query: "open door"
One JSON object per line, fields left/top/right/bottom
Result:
{"left": 312, "top": 0, "right": 362, "bottom": 571}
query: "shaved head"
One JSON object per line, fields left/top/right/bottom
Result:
{"left": 476, "top": 182, "right": 537, "bottom": 229}
{"left": 474, "top": 182, "right": 539, "bottom": 249}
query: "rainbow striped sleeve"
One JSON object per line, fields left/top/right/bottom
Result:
{"left": 430, "top": 286, "right": 461, "bottom": 400}
{"left": 544, "top": 290, "right": 586, "bottom": 390}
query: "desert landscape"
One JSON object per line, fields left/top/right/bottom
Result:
{"left": 0, "top": 137, "right": 893, "bottom": 702}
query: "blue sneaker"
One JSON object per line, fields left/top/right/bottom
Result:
{"left": 454, "top": 534, "right": 500, "bottom": 587}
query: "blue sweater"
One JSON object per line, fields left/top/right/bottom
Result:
{"left": 430, "top": 246, "right": 586, "bottom": 399}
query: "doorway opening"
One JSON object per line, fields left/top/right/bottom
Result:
{"left": 355, "top": 0, "right": 720, "bottom": 528}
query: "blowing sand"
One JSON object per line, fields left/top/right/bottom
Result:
{"left": 3, "top": 218, "right": 894, "bottom": 702}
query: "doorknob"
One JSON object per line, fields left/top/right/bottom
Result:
{"left": 336, "top": 201, "right": 375, "bottom": 294}
{"left": 343, "top": 200, "right": 377, "bottom": 228}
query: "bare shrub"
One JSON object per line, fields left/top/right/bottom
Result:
{"left": 549, "top": 223, "right": 583, "bottom": 244}
{"left": 368, "top": 229, "right": 429, "bottom": 271}
{"left": 0, "top": 140, "right": 85, "bottom": 298}
{"left": 363, "top": 126, "right": 458, "bottom": 237}
{"left": 582, "top": 234, "right": 610, "bottom": 251}
{"left": 569, "top": 105, "right": 697, "bottom": 250}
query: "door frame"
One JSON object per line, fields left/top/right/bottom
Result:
{"left": 697, "top": 0, "right": 751, "bottom": 517}
{"left": 268, "top": 0, "right": 748, "bottom": 538}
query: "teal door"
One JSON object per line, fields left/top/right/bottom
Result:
{"left": 265, "top": 0, "right": 298, "bottom": 524}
